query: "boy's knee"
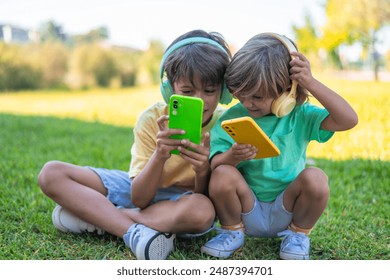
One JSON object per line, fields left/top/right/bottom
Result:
{"left": 210, "top": 165, "right": 239, "bottom": 193}
{"left": 301, "top": 167, "right": 329, "bottom": 197}
{"left": 37, "top": 161, "right": 63, "bottom": 193}
{"left": 185, "top": 194, "right": 215, "bottom": 231}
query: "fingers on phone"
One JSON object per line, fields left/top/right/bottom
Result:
{"left": 202, "top": 132, "right": 210, "bottom": 148}
{"left": 232, "top": 143, "right": 257, "bottom": 160}
{"left": 169, "top": 129, "right": 186, "bottom": 136}
{"left": 157, "top": 115, "right": 169, "bottom": 129}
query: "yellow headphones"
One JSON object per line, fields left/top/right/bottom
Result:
{"left": 263, "top": 33, "right": 298, "bottom": 118}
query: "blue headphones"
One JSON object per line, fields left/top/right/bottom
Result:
{"left": 159, "top": 37, "right": 232, "bottom": 105}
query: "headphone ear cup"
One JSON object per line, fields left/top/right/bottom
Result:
{"left": 271, "top": 91, "right": 296, "bottom": 118}
{"left": 160, "top": 80, "right": 174, "bottom": 103}
{"left": 219, "top": 83, "right": 232, "bottom": 105}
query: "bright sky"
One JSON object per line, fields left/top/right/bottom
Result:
{"left": 1, "top": 0, "right": 388, "bottom": 57}
{"left": 0, "top": 0, "right": 328, "bottom": 49}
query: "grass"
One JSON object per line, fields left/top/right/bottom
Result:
{"left": 0, "top": 78, "right": 389, "bottom": 260}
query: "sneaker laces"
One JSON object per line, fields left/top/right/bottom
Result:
{"left": 215, "top": 228, "right": 242, "bottom": 246}
{"left": 278, "top": 229, "right": 309, "bottom": 250}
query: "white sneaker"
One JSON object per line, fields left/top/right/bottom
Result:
{"left": 124, "top": 224, "right": 175, "bottom": 260}
{"left": 201, "top": 229, "right": 245, "bottom": 258}
{"left": 278, "top": 229, "right": 310, "bottom": 260}
{"left": 52, "top": 205, "right": 105, "bottom": 235}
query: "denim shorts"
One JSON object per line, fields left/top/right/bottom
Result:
{"left": 88, "top": 167, "right": 192, "bottom": 208}
{"left": 87, "top": 167, "right": 214, "bottom": 237}
{"left": 241, "top": 191, "right": 293, "bottom": 237}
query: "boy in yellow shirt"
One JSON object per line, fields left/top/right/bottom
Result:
{"left": 38, "top": 29, "right": 232, "bottom": 260}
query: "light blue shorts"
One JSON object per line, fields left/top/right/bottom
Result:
{"left": 241, "top": 191, "right": 293, "bottom": 238}
{"left": 88, "top": 167, "right": 192, "bottom": 208}
{"left": 88, "top": 167, "right": 214, "bottom": 237}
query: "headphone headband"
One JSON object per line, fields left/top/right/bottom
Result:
{"left": 261, "top": 33, "right": 298, "bottom": 58}
{"left": 159, "top": 37, "right": 228, "bottom": 79}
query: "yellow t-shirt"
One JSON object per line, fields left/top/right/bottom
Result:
{"left": 129, "top": 101, "right": 225, "bottom": 191}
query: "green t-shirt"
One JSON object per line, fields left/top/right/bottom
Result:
{"left": 210, "top": 102, "right": 334, "bottom": 202}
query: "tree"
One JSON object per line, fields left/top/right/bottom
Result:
{"left": 322, "top": 0, "right": 390, "bottom": 79}
{"left": 25, "top": 41, "right": 68, "bottom": 88}
{"left": 71, "top": 26, "right": 109, "bottom": 45}
{"left": 137, "top": 40, "right": 165, "bottom": 85}
{"left": 68, "top": 44, "right": 118, "bottom": 88}
{"left": 292, "top": 13, "right": 322, "bottom": 68}
{"left": 38, "top": 20, "right": 66, "bottom": 42}
{"left": 0, "top": 43, "right": 42, "bottom": 91}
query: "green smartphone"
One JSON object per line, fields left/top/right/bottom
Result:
{"left": 168, "top": 95, "right": 204, "bottom": 155}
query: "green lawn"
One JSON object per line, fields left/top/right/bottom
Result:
{"left": 0, "top": 79, "right": 389, "bottom": 260}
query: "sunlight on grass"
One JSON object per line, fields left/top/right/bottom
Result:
{"left": 307, "top": 77, "right": 390, "bottom": 161}
{"left": 1, "top": 77, "right": 389, "bottom": 161}
{"left": 0, "top": 86, "right": 162, "bottom": 127}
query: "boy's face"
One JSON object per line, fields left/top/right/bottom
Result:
{"left": 234, "top": 92, "right": 274, "bottom": 118}
{"left": 173, "top": 75, "right": 220, "bottom": 126}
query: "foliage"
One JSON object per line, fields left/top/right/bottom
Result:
{"left": 111, "top": 46, "right": 142, "bottom": 87}
{"left": 320, "top": 0, "right": 390, "bottom": 74}
{"left": 38, "top": 20, "right": 66, "bottom": 42}
{"left": 292, "top": 13, "right": 322, "bottom": 68}
{"left": 67, "top": 44, "right": 119, "bottom": 88}
{"left": 138, "top": 40, "right": 165, "bottom": 85}
{"left": 24, "top": 42, "right": 69, "bottom": 88}
{"left": 323, "top": 0, "right": 389, "bottom": 46}
{"left": 0, "top": 43, "right": 42, "bottom": 90}
{"left": 0, "top": 41, "right": 157, "bottom": 91}
{"left": 70, "top": 26, "right": 109, "bottom": 45}
{"left": 291, "top": 0, "right": 389, "bottom": 74}
{"left": 292, "top": 13, "right": 320, "bottom": 55}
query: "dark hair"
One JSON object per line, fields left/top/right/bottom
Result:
{"left": 162, "top": 30, "right": 231, "bottom": 89}
{"left": 225, "top": 33, "right": 308, "bottom": 105}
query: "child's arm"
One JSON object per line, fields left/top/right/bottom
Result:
{"left": 178, "top": 133, "right": 211, "bottom": 193}
{"left": 290, "top": 51, "right": 358, "bottom": 132}
{"left": 131, "top": 115, "right": 184, "bottom": 209}
{"left": 210, "top": 143, "right": 257, "bottom": 170}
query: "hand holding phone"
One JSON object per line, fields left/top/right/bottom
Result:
{"left": 168, "top": 95, "right": 203, "bottom": 154}
{"left": 221, "top": 116, "right": 280, "bottom": 159}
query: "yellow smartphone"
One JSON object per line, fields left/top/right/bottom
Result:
{"left": 221, "top": 116, "right": 280, "bottom": 159}
{"left": 168, "top": 95, "right": 204, "bottom": 155}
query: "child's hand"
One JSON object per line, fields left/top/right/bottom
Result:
{"left": 230, "top": 143, "right": 258, "bottom": 162}
{"left": 289, "top": 51, "right": 315, "bottom": 89}
{"left": 155, "top": 115, "right": 186, "bottom": 160}
{"left": 177, "top": 132, "right": 211, "bottom": 176}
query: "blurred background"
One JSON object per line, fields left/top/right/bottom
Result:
{"left": 0, "top": 0, "right": 389, "bottom": 91}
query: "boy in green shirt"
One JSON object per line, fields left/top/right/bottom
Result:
{"left": 201, "top": 33, "right": 358, "bottom": 260}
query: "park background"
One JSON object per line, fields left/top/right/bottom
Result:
{"left": 0, "top": 0, "right": 389, "bottom": 260}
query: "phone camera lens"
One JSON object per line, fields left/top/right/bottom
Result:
{"left": 173, "top": 100, "right": 178, "bottom": 104}
{"left": 173, "top": 104, "right": 178, "bottom": 109}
